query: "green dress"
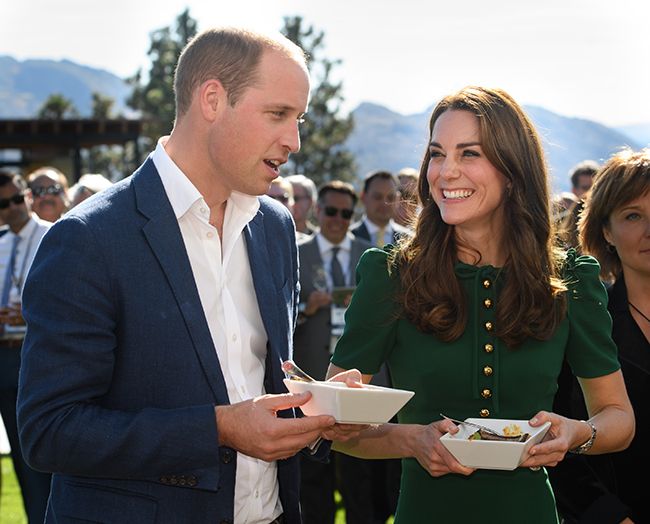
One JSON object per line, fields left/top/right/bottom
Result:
{"left": 331, "top": 247, "right": 620, "bottom": 524}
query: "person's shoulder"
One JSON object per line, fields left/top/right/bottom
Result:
{"left": 351, "top": 235, "right": 373, "bottom": 250}
{"left": 562, "top": 248, "right": 601, "bottom": 282}
{"left": 259, "top": 195, "right": 293, "bottom": 221}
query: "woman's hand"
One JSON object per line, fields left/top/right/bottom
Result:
{"left": 520, "top": 410, "right": 591, "bottom": 468}
{"left": 408, "top": 420, "right": 475, "bottom": 477}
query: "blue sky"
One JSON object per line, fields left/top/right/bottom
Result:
{"left": 2, "top": 0, "right": 649, "bottom": 126}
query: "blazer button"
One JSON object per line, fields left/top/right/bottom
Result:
{"left": 221, "top": 448, "right": 234, "bottom": 464}
{"left": 159, "top": 476, "right": 169, "bottom": 484}
{"left": 169, "top": 476, "right": 178, "bottom": 485}
{"left": 178, "top": 476, "right": 187, "bottom": 486}
{"left": 187, "top": 476, "right": 198, "bottom": 487}
{"left": 480, "top": 408, "right": 490, "bottom": 417}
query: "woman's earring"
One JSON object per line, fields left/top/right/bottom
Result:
{"left": 606, "top": 243, "right": 616, "bottom": 253}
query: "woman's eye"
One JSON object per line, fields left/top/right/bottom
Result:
{"left": 624, "top": 212, "right": 641, "bottom": 221}
{"left": 462, "top": 149, "right": 480, "bottom": 157}
{"left": 429, "top": 150, "right": 443, "bottom": 158}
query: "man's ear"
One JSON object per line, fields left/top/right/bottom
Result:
{"left": 198, "top": 79, "right": 225, "bottom": 121}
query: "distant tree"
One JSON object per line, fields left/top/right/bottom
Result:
{"left": 37, "top": 93, "right": 79, "bottom": 119}
{"left": 127, "top": 8, "right": 197, "bottom": 141}
{"left": 91, "top": 92, "right": 115, "bottom": 119}
{"left": 281, "top": 16, "right": 356, "bottom": 186}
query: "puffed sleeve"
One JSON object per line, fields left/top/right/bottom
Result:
{"left": 563, "top": 249, "right": 620, "bottom": 378}
{"left": 330, "top": 246, "right": 400, "bottom": 374}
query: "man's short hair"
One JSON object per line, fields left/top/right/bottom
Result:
{"left": 318, "top": 180, "right": 358, "bottom": 206}
{"left": 285, "top": 174, "right": 317, "bottom": 203}
{"left": 569, "top": 160, "right": 599, "bottom": 189}
{"left": 174, "top": 26, "right": 307, "bottom": 117}
{"left": 362, "top": 170, "right": 398, "bottom": 194}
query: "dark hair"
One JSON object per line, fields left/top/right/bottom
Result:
{"left": 318, "top": 180, "right": 358, "bottom": 206}
{"left": 569, "top": 160, "right": 599, "bottom": 189}
{"left": 580, "top": 147, "right": 650, "bottom": 281}
{"left": 394, "top": 86, "right": 566, "bottom": 347}
{"left": 362, "top": 170, "right": 398, "bottom": 194}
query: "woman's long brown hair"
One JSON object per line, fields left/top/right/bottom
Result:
{"left": 391, "top": 86, "right": 567, "bottom": 347}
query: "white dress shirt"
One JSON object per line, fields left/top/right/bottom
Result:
{"left": 0, "top": 214, "right": 51, "bottom": 337}
{"left": 315, "top": 232, "right": 354, "bottom": 288}
{"left": 152, "top": 138, "right": 282, "bottom": 524}
{"left": 363, "top": 217, "right": 396, "bottom": 246}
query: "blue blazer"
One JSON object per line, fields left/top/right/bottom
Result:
{"left": 17, "top": 158, "right": 302, "bottom": 523}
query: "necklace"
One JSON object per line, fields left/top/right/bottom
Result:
{"left": 629, "top": 302, "right": 650, "bottom": 324}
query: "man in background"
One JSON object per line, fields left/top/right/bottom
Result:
{"left": 395, "top": 166, "right": 419, "bottom": 229}
{"left": 293, "top": 180, "right": 372, "bottom": 524}
{"left": 26, "top": 167, "right": 69, "bottom": 222}
{"left": 286, "top": 174, "right": 317, "bottom": 236}
{"left": 352, "top": 170, "right": 411, "bottom": 247}
{"left": 0, "top": 170, "right": 51, "bottom": 523}
{"left": 569, "top": 159, "right": 599, "bottom": 200}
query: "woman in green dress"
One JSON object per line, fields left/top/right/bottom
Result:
{"left": 325, "top": 86, "right": 635, "bottom": 523}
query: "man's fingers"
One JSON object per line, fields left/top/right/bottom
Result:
{"left": 259, "top": 391, "right": 314, "bottom": 410}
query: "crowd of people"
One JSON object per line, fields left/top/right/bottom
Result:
{"left": 0, "top": 24, "right": 648, "bottom": 524}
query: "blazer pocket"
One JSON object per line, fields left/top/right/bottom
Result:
{"left": 58, "top": 480, "right": 158, "bottom": 523}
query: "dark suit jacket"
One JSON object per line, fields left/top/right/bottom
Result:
{"left": 293, "top": 234, "right": 372, "bottom": 381}
{"left": 550, "top": 276, "right": 650, "bottom": 524}
{"left": 350, "top": 219, "right": 412, "bottom": 247}
{"left": 17, "top": 158, "right": 303, "bottom": 524}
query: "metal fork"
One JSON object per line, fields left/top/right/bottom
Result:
{"left": 282, "top": 360, "right": 317, "bottom": 383}
{"left": 439, "top": 413, "right": 504, "bottom": 437}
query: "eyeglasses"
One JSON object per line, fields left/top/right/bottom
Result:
{"left": 30, "top": 184, "right": 63, "bottom": 197}
{"left": 323, "top": 206, "right": 354, "bottom": 220}
{"left": 0, "top": 192, "right": 26, "bottom": 210}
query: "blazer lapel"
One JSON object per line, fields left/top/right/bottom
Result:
{"left": 244, "top": 210, "right": 286, "bottom": 394}
{"left": 133, "top": 160, "right": 229, "bottom": 404}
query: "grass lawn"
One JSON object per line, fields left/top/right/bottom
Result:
{"left": 0, "top": 454, "right": 392, "bottom": 523}
{"left": 1, "top": 455, "right": 26, "bottom": 524}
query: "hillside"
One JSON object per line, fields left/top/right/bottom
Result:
{"left": 0, "top": 56, "right": 644, "bottom": 192}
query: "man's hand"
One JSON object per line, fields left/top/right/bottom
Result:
{"left": 215, "top": 392, "right": 336, "bottom": 461}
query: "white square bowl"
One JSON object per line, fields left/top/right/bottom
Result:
{"left": 283, "top": 379, "right": 414, "bottom": 424}
{"left": 439, "top": 418, "right": 551, "bottom": 470}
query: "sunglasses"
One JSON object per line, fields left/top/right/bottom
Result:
{"left": 30, "top": 184, "right": 63, "bottom": 197}
{"left": 324, "top": 206, "right": 354, "bottom": 220}
{"left": 0, "top": 192, "right": 26, "bottom": 210}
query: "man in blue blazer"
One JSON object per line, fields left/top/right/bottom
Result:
{"left": 16, "top": 27, "right": 351, "bottom": 524}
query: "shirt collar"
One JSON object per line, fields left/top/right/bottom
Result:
{"left": 151, "top": 136, "right": 260, "bottom": 222}
{"left": 316, "top": 231, "right": 353, "bottom": 254}
{"left": 364, "top": 217, "right": 394, "bottom": 234}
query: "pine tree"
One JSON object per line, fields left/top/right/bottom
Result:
{"left": 127, "top": 8, "right": 197, "bottom": 142}
{"left": 281, "top": 16, "right": 357, "bottom": 186}
{"left": 37, "top": 93, "right": 79, "bottom": 119}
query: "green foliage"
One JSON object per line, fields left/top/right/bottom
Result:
{"left": 127, "top": 8, "right": 197, "bottom": 141}
{"left": 36, "top": 93, "right": 79, "bottom": 119}
{"left": 1, "top": 455, "right": 27, "bottom": 523}
{"left": 281, "top": 16, "right": 357, "bottom": 186}
{"left": 91, "top": 92, "right": 115, "bottom": 119}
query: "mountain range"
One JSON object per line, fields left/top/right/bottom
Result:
{"left": 1, "top": 56, "right": 647, "bottom": 193}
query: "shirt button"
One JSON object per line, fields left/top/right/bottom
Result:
{"left": 207, "top": 232, "right": 214, "bottom": 239}
{"left": 484, "top": 321, "right": 493, "bottom": 332}
{"left": 483, "top": 279, "right": 491, "bottom": 289}
{"left": 483, "top": 298, "right": 493, "bottom": 308}
{"left": 483, "top": 365, "right": 493, "bottom": 376}
{"left": 480, "top": 409, "right": 490, "bottom": 417}
{"left": 221, "top": 448, "right": 234, "bottom": 464}
{"left": 484, "top": 343, "right": 494, "bottom": 353}
{"left": 481, "top": 388, "right": 492, "bottom": 399}
{"left": 200, "top": 207, "right": 207, "bottom": 214}
{"left": 232, "top": 334, "right": 237, "bottom": 342}
{"left": 254, "top": 490, "right": 259, "bottom": 498}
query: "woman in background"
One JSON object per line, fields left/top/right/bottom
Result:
{"left": 550, "top": 148, "right": 650, "bottom": 524}
{"left": 326, "top": 86, "right": 634, "bottom": 523}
